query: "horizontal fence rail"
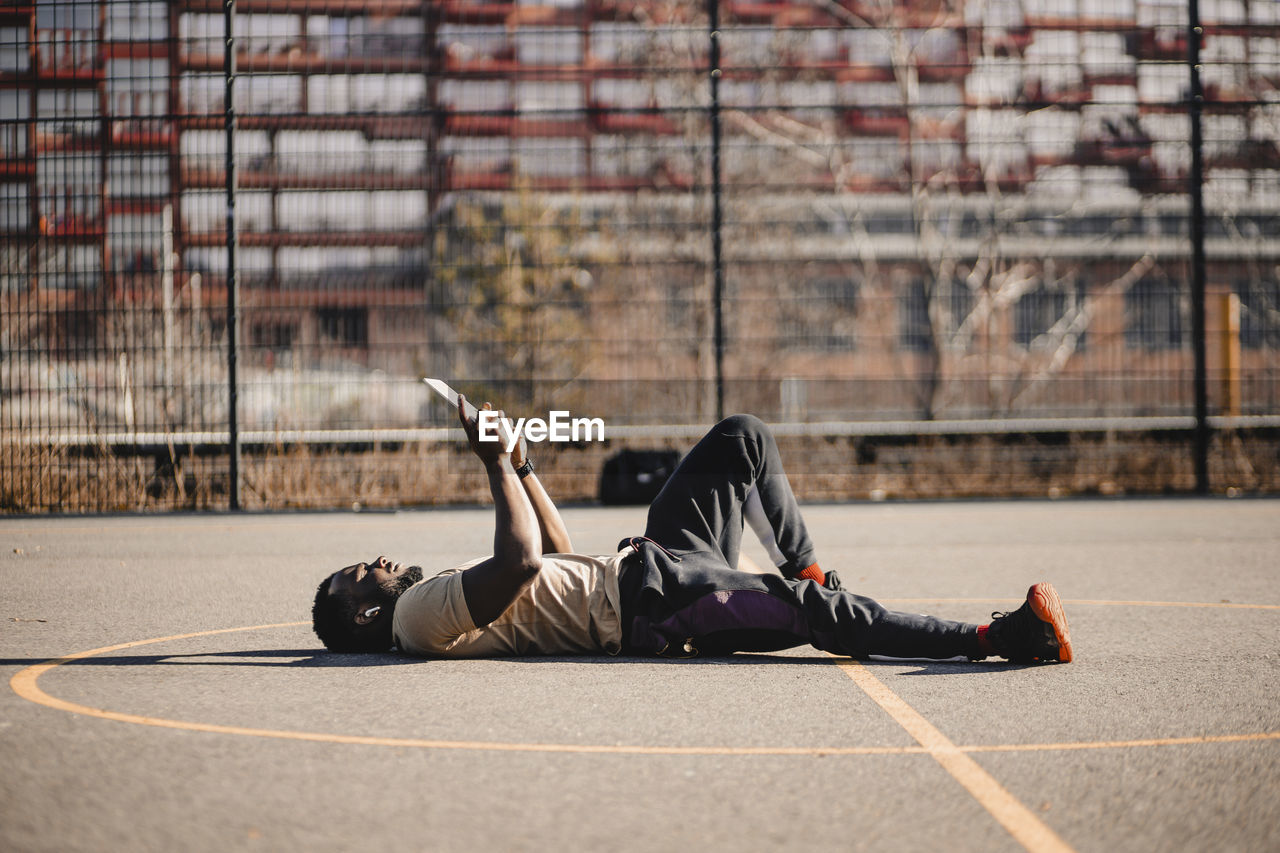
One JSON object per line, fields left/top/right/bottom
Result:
{"left": 13, "top": 416, "right": 1280, "bottom": 450}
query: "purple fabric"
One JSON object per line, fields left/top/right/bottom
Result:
{"left": 631, "top": 589, "right": 809, "bottom": 655}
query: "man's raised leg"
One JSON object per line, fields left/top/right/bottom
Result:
{"left": 641, "top": 414, "right": 817, "bottom": 575}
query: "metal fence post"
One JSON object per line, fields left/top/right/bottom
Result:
{"left": 224, "top": 0, "right": 241, "bottom": 509}
{"left": 708, "top": 0, "right": 725, "bottom": 422}
{"left": 1187, "top": 0, "right": 1210, "bottom": 494}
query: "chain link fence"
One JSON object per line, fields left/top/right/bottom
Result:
{"left": 2, "top": 0, "right": 1278, "bottom": 512}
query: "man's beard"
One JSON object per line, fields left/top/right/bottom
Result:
{"left": 376, "top": 565, "right": 424, "bottom": 607}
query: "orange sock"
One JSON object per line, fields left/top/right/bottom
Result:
{"left": 976, "top": 624, "right": 996, "bottom": 656}
{"left": 795, "top": 563, "right": 826, "bottom": 585}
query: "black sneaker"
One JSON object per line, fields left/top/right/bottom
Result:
{"left": 987, "top": 583, "right": 1073, "bottom": 664}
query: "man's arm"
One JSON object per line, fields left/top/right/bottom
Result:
{"left": 456, "top": 397, "right": 544, "bottom": 628}
{"left": 509, "top": 435, "right": 574, "bottom": 554}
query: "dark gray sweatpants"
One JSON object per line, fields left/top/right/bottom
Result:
{"left": 617, "top": 415, "right": 983, "bottom": 660}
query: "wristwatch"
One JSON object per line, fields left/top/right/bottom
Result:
{"left": 515, "top": 458, "right": 535, "bottom": 479}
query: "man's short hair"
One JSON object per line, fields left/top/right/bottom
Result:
{"left": 312, "top": 577, "right": 387, "bottom": 653}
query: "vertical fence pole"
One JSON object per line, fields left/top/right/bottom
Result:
{"left": 708, "top": 0, "right": 725, "bottom": 421}
{"left": 1187, "top": 0, "right": 1210, "bottom": 493}
{"left": 224, "top": 0, "right": 241, "bottom": 509}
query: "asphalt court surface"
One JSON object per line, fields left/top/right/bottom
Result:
{"left": 2, "top": 498, "right": 1277, "bottom": 852}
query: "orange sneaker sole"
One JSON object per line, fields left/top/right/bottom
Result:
{"left": 1027, "top": 582, "right": 1074, "bottom": 663}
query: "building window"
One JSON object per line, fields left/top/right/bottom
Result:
{"left": 107, "top": 213, "right": 162, "bottom": 272}
{"left": 37, "top": 154, "right": 101, "bottom": 233}
{"left": 1, "top": 183, "right": 29, "bottom": 232}
{"left": 515, "top": 138, "right": 586, "bottom": 178}
{"left": 345, "top": 15, "right": 423, "bottom": 58}
{"left": 318, "top": 307, "right": 368, "bottom": 348}
{"left": 780, "top": 276, "right": 859, "bottom": 352}
{"left": 901, "top": 278, "right": 931, "bottom": 352}
{"left": 1125, "top": 275, "right": 1184, "bottom": 349}
{"left": 108, "top": 154, "right": 169, "bottom": 198}
{"left": 436, "top": 24, "right": 508, "bottom": 64}
{"left": 1, "top": 27, "right": 30, "bottom": 72}
{"left": 107, "top": 58, "right": 170, "bottom": 140}
{"left": 36, "top": 0, "right": 99, "bottom": 74}
{"left": 1236, "top": 279, "right": 1279, "bottom": 349}
{"left": 36, "top": 0, "right": 97, "bottom": 30}
{"left": 252, "top": 319, "right": 299, "bottom": 352}
{"left": 514, "top": 28, "right": 581, "bottom": 66}
{"left": 1015, "top": 278, "right": 1087, "bottom": 350}
{"left": 589, "top": 23, "right": 654, "bottom": 65}
{"left": 900, "top": 276, "right": 974, "bottom": 353}
{"left": 1, "top": 90, "right": 29, "bottom": 158}
{"left": 106, "top": 1, "right": 166, "bottom": 42}
{"left": 36, "top": 89, "right": 98, "bottom": 145}
{"left": 38, "top": 244, "right": 102, "bottom": 290}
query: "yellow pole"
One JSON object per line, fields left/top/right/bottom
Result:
{"left": 1220, "top": 291, "right": 1241, "bottom": 417}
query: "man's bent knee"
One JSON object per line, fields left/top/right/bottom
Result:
{"left": 717, "top": 413, "right": 768, "bottom": 437}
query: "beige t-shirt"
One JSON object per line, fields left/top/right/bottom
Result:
{"left": 391, "top": 552, "right": 629, "bottom": 657}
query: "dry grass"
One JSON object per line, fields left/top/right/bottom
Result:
{"left": 2, "top": 442, "right": 149, "bottom": 513}
{"left": 3, "top": 430, "right": 1277, "bottom": 514}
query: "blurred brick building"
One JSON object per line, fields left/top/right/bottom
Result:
{"left": 2, "top": 0, "right": 1277, "bottom": 424}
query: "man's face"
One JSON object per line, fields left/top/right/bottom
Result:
{"left": 328, "top": 555, "right": 408, "bottom": 601}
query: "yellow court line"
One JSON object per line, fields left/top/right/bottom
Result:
{"left": 9, "top": 622, "right": 1280, "bottom": 765}
{"left": 968, "top": 731, "right": 1280, "bottom": 753}
{"left": 7, "top": 623, "right": 921, "bottom": 757}
{"left": 1066, "top": 598, "right": 1280, "bottom": 610}
{"left": 836, "top": 659, "right": 1077, "bottom": 853}
{"left": 1, "top": 520, "right": 375, "bottom": 537}
{"left": 7, "top": 675, "right": 921, "bottom": 758}
{"left": 883, "top": 598, "right": 1280, "bottom": 611}
{"left": 1, "top": 512, "right": 466, "bottom": 537}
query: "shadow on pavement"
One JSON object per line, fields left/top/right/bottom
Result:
{"left": 4, "top": 650, "right": 1030, "bottom": 672}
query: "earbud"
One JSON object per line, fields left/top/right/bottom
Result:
{"left": 363, "top": 606, "right": 381, "bottom": 619}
